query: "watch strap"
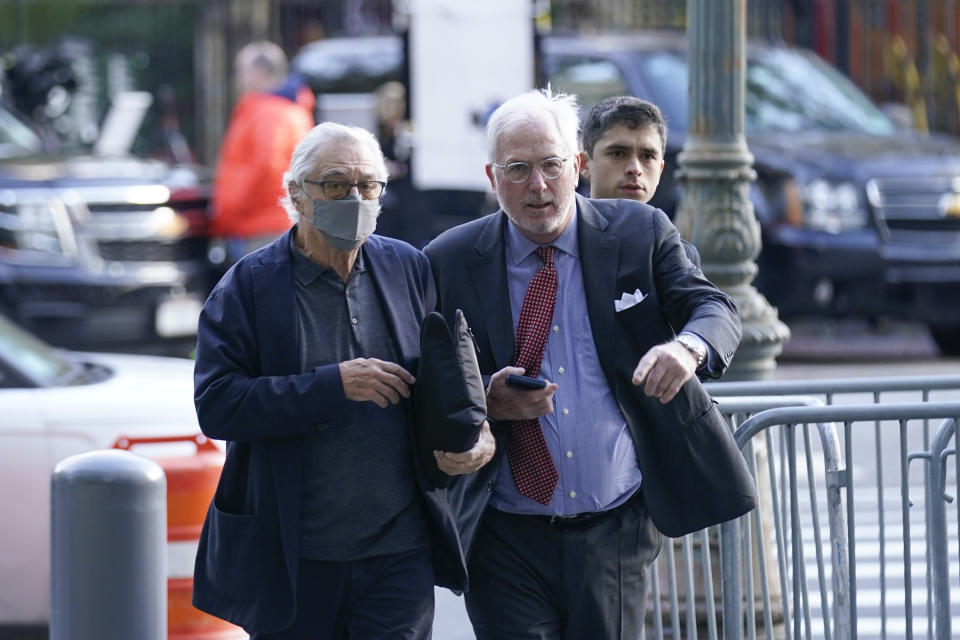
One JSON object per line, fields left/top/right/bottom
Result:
{"left": 676, "top": 333, "right": 706, "bottom": 368}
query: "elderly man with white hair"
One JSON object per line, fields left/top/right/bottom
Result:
{"left": 191, "top": 121, "right": 493, "bottom": 639}
{"left": 425, "top": 89, "right": 755, "bottom": 639}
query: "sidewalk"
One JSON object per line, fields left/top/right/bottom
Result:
{"left": 774, "top": 318, "right": 958, "bottom": 380}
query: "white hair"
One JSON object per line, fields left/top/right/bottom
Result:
{"left": 485, "top": 87, "right": 580, "bottom": 162}
{"left": 280, "top": 122, "right": 389, "bottom": 222}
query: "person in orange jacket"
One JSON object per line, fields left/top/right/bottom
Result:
{"left": 212, "top": 41, "right": 315, "bottom": 264}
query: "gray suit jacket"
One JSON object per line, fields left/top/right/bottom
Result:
{"left": 424, "top": 195, "right": 756, "bottom": 545}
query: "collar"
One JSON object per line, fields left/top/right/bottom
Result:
{"left": 288, "top": 231, "right": 366, "bottom": 286}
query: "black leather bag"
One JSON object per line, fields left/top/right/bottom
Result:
{"left": 415, "top": 309, "right": 487, "bottom": 488}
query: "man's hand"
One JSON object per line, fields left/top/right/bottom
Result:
{"left": 485, "top": 366, "right": 558, "bottom": 421}
{"left": 632, "top": 340, "right": 698, "bottom": 404}
{"left": 339, "top": 358, "right": 415, "bottom": 408}
{"left": 434, "top": 421, "right": 496, "bottom": 476}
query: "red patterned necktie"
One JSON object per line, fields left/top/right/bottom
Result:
{"left": 506, "top": 246, "right": 560, "bottom": 504}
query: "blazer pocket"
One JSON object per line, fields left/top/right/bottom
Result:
{"left": 615, "top": 294, "right": 665, "bottom": 335}
{"left": 204, "top": 503, "right": 265, "bottom": 599}
{"left": 651, "top": 403, "right": 757, "bottom": 535}
{"left": 212, "top": 441, "right": 254, "bottom": 516}
{"left": 213, "top": 485, "right": 255, "bottom": 517}
{"left": 672, "top": 387, "right": 718, "bottom": 431}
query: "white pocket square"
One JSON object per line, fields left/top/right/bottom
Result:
{"left": 614, "top": 289, "right": 646, "bottom": 312}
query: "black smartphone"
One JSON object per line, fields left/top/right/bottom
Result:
{"left": 506, "top": 373, "right": 548, "bottom": 390}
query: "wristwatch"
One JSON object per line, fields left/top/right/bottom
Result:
{"left": 675, "top": 333, "right": 706, "bottom": 368}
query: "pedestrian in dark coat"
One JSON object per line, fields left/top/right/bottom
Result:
{"left": 192, "top": 121, "right": 494, "bottom": 639}
{"left": 425, "top": 88, "right": 757, "bottom": 639}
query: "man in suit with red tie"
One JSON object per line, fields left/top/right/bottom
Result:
{"left": 426, "top": 88, "right": 757, "bottom": 639}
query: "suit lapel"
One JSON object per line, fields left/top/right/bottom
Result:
{"left": 576, "top": 196, "right": 620, "bottom": 386}
{"left": 469, "top": 213, "right": 515, "bottom": 370}
{"left": 364, "top": 240, "right": 419, "bottom": 367}
{"left": 248, "top": 233, "right": 301, "bottom": 569}
{"left": 251, "top": 233, "right": 299, "bottom": 375}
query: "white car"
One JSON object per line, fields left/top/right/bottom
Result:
{"left": 0, "top": 312, "right": 205, "bottom": 632}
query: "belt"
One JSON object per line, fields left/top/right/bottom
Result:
{"left": 534, "top": 490, "right": 643, "bottom": 530}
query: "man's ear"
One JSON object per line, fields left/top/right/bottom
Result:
{"left": 578, "top": 151, "right": 591, "bottom": 180}
{"left": 288, "top": 181, "right": 307, "bottom": 212}
{"left": 485, "top": 164, "right": 496, "bottom": 191}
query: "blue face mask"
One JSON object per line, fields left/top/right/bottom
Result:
{"left": 308, "top": 193, "right": 381, "bottom": 251}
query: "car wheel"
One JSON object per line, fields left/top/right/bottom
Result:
{"left": 929, "top": 324, "right": 960, "bottom": 356}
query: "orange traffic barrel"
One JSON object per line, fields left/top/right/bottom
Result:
{"left": 114, "top": 434, "right": 244, "bottom": 639}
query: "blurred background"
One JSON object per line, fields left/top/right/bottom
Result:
{"left": 1, "top": 0, "right": 959, "bottom": 361}
{"left": 5, "top": 1, "right": 959, "bottom": 162}
{"left": 1, "top": 3, "right": 959, "bottom": 638}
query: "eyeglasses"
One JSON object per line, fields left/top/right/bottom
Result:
{"left": 491, "top": 156, "right": 570, "bottom": 183}
{"left": 303, "top": 179, "right": 386, "bottom": 200}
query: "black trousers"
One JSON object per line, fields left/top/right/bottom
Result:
{"left": 250, "top": 547, "right": 434, "bottom": 640}
{"left": 464, "top": 493, "right": 662, "bottom": 640}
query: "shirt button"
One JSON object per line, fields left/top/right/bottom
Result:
{"left": 553, "top": 325, "right": 560, "bottom": 332}
{"left": 569, "top": 491, "right": 576, "bottom": 498}
{"left": 562, "top": 408, "right": 569, "bottom": 415}
{"left": 351, "top": 318, "right": 359, "bottom": 325}
{"left": 566, "top": 450, "right": 573, "bottom": 458}
{"left": 558, "top": 367, "right": 565, "bottom": 374}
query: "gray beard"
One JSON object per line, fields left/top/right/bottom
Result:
{"left": 501, "top": 202, "right": 572, "bottom": 239}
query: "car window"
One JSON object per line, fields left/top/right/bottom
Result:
{"left": 0, "top": 104, "right": 43, "bottom": 158}
{"left": 631, "top": 51, "right": 688, "bottom": 131}
{"left": 547, "top": 57, "right": 631, "bottom": 118}
{"left": 745, "top": 48, "right": 895, "bottom": 135}
{"left": 0, "top": 313, "right": 75, "bottom": 387}
{"left": 620, "top": 46, "right": 895, "bottom": 137}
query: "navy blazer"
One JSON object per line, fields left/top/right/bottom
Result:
{"left": 191, "top": 230, "right": 467, "bottom": 634}
{"left": 424, "top": 195, "right": 757, "bottom": 545}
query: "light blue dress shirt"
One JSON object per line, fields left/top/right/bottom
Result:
{"left": 489, "top": 209, "right": 644, "bottom": 516}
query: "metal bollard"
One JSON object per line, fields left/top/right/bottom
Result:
{"left": 51, "top": 449, "right": 167, "bottom": 640}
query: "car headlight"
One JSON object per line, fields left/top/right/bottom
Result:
{"left": 0, "top": 199, "right": 75, "bottom": 255}
{"left": 801, "top": 179, "right": 868, "bottom": 233}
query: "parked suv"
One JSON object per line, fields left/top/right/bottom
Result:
{"left": 0, "top": 100, "right": 214, "bottom": 354}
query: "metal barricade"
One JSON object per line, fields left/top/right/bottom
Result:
{"left": 645, "top": 395, "right": 828, "bottom": 640}
{"left": 724, "top": 402, "right": 960, "bottom": 640}
{"left": 919, "top": 415, "right": 959, "bottom": 640}
{"left": 705, "top": 375, "right": 960, "bottom": 406}
{"left": 646, "top": 375, "right": 960, "bottom": 640}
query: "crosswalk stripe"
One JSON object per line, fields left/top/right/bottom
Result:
{"left": 778, "top": 562, "right": 960, "bottom": 579}
{"left": 801, "top": 588, "right": 960, "bottom": 607}
{"left": 795, "top": 540, "right": 959, "bottom": 558}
